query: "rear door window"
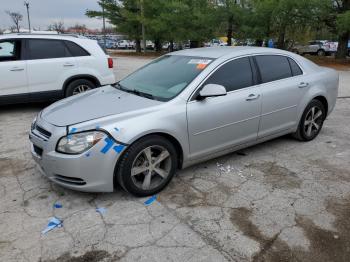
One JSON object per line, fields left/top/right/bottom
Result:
{"left": 27, "top": 39, "right": 69, "bottom": 60}
{"left": 255, "top": 55, "right": 292, "bottom": 83}
{"left": 65, "top": 41, "right": 90, "bottom": 57}
{"left": 0, "top": 40, "right": 21, "bottom": 62}
{"left": 204, "top": 57, "right": 253, "bottom": 92}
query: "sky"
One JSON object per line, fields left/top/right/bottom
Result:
{"left": 0, "top": 0, "right": 110, "bottom": 30}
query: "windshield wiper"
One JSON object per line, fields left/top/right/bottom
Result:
{"left": 130, "top": 89, "right": 154, "bottom": 99}
{"left": 114, "top": 82, "right": 155, "bottom": 100}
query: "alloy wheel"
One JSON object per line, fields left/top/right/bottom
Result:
{"left": 131, "top": 146, "right": 171, "bottom": 191}
{"left": 304, "top": 106, "right": 323, "bottom": 138}
{"left": 72, "top": 84, "right": 92, "bottom": 95}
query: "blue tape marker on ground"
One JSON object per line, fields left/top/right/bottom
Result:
{"left": 96, "top": 207, "right": 107, "bottom": 215}
{"left": 113, "top": 144, "right": 125, "bottom": 154}
{"left": 144, "top": 195, "right": 157, "bottom": 206}
{"left": 53, "top": 202, "right": 63, "bottom": 209}
{"left": 100, "top": 137, "right": 115, "bottom": 154}
{"left": 41, "top": 217, "right": 62, "bottom": 235}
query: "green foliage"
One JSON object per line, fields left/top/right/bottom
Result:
{"left": 337, "top": 10, "right": 350, "bottom": 33}
{"left": 86, "top": 0, "right": 349, "bottom": 55}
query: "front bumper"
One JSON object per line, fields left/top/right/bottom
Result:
{"left": 29, "top": 117, "right": 124, "bottom": 192}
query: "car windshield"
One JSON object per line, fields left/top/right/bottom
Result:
{"left": 118, "top": 55, "right": 213, "bottom": 101}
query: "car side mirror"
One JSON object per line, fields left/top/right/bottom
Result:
{"left": 198, "top": 84, "right": 227, "bottom": 100}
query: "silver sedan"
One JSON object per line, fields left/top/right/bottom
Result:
{"left": 29, "top": 47, "right": 339, "bottom": 196}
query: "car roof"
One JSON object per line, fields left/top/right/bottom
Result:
{"left": 171, "top": 46, "right": 293, "bottom": 59}
{"left": 0, "top": 33, "right": 89, "bottom": 41}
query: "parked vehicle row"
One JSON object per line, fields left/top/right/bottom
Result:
{"left": 29, "top": 47, "right": 338, "bottom": 196}
{"left": 0, "top": 34, "right": 115, "bottom": 105}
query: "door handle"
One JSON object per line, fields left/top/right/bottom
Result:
{"left": 298, "top": 82, "right": 309, "bottom": 88}
{"left": 246, "top": 94, "right": 260, "bottom": 101}
{"left": 63, "top": 63, "right": 75, "bottom": 67}
{"left": 10, "top": 67, "right": 24, "bottom": 72}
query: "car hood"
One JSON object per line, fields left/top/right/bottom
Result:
{"left": 41, "top": 85, "right": 162, "bottom": 127}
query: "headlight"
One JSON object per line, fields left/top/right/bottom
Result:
{"left": 31, "top": 117, "right": 37, "bottom": 132}
{"left": 56, "top": 131, "right": 105, "bottom": 154}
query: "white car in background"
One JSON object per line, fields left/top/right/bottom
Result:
{"left": 0, "top": 34, "right": 115, "bottom": 105}
{"left": 117, "top": 40, "right": 134, "bottom": 49}
{"left": 293, "top": 40, "right": 338, "bottom": 56}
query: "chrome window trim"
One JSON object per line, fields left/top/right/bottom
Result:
{"left": 188, "top": 53, "right": 305, "bottom": 102}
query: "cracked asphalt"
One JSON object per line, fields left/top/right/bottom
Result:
{"left": 0, "top": 56, "right": 350, "bottom": 262}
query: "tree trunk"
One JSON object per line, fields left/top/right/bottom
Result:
{"left": 277, "top": 29, "right": 286, "bottom": 49}
{"left": 335, "top": 31, "right": 349, "bottom": 59}
{"left": 169, "top": 40, "right": 174, "bottom": 52}
{"left": 135, "top": 39, "right": 141, "bottom": 53}
{"left": 227, "top": 15, "right": 233, "bottom": 46}
{"left": 154, "top": 39, "right": 162, "bottom": 52}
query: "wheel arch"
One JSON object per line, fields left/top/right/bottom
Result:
{"left": 312, "top": 95, "right": 329, "bottom": 116}
{"left": 63, "top": 75, "right": 101, "bottom": 95}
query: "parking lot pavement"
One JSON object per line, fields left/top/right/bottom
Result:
{"left": 1, "top": 56, "right": 350, "bottom": 262}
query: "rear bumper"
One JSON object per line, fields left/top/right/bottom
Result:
{"left": 100, "top": 72, "right": 116, "bottom": 86}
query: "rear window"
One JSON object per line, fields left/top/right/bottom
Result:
{"left": 255, "top": 55, "right": 292, "bottom": 83}
{"left": 27, "top": 39, "right": 69, "bottom": 60}
{"left": 65, "top": 41, "right": 90, "bottom": 57}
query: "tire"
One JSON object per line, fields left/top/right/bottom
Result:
{"left": 317, "top": 49, "right": 326, "bottom": 56}
{"left": 293, "top": 100, "right": 326, "bottom": 142}
{"left": 115, "top": 135, "right": 178, "bottom": 197}
{"left": 65, "top": 79, "right": 96, "bottom": 97}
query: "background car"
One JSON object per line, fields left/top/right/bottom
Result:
{"left": 117, "top": 40, "right": 134, "bottom": 49}
{"left": 293, "top": 40, "right": 338, "bottom": 56}
{"left": 0, "top": 33, "right": 115, "bottom": 105}
{"left": 29, "top": 47, "right": 338, "bottom": 196}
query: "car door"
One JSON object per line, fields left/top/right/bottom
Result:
{"left": 255, "top": 55, "right": 307, "bottom": 138}
{"left": 187, "top": 57, "right": 262, "bottom": 159}
{"left": 0, "top": 39, "right": 28, "bottom": 98}
{"left": 25, "top": 38, "right": 77, "bottom": 97}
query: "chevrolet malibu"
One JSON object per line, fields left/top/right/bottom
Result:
{"left": 29, "top": 47, "right": 339, "bottom": 196}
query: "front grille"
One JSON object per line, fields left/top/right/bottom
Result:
{"left": 33, "top": 144, "right": 43, "bottom": 157}
{"left": 54, "top": 174, "right": 86, "bottom": 186}
{"left": 35, "top": 124, "right": 52, "bottom": 139}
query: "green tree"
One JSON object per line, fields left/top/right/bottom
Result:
{"left": 335, "top": 0, "right": 350, "bottom": 58}
{"left": 87, "top": 0, "right": 143, "bottom": 52}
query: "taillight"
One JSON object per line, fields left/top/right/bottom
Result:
{"left": 108, "top": 58, "right": 113, "bottom": 68}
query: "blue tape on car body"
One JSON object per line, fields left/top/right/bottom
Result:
{"left": 100, "top": 137, "right": 115, "bottom": 154}
{"left": 67, "top": 127, "right": 78, "bottom": 139}
{"left": 113, "top": 144, "right": 125, "bottom": 154}
{"left": 114, "top": 127, "right": 119, "bottom": 132}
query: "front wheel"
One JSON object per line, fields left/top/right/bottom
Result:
{"left": 293, "top": 100, "right": 326, "bottom": 141}
{"left": 115, "top": 135, "right": 178, "bottom": 197}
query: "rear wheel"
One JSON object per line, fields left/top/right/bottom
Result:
{"left": 65, "top": 79, "right": 96, "bottom": 97}
{"left": 116, "top": 135, "right": 178, "bottom": 197}
{"left": 317, "top": 49, "right": 326, "bottom": 56}
{"left": 293, "top": 100, "right": 326, "bottom": 141}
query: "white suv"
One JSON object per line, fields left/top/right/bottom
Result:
{"left": 0, "top": 34, "right": 116, "bottom": 105}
